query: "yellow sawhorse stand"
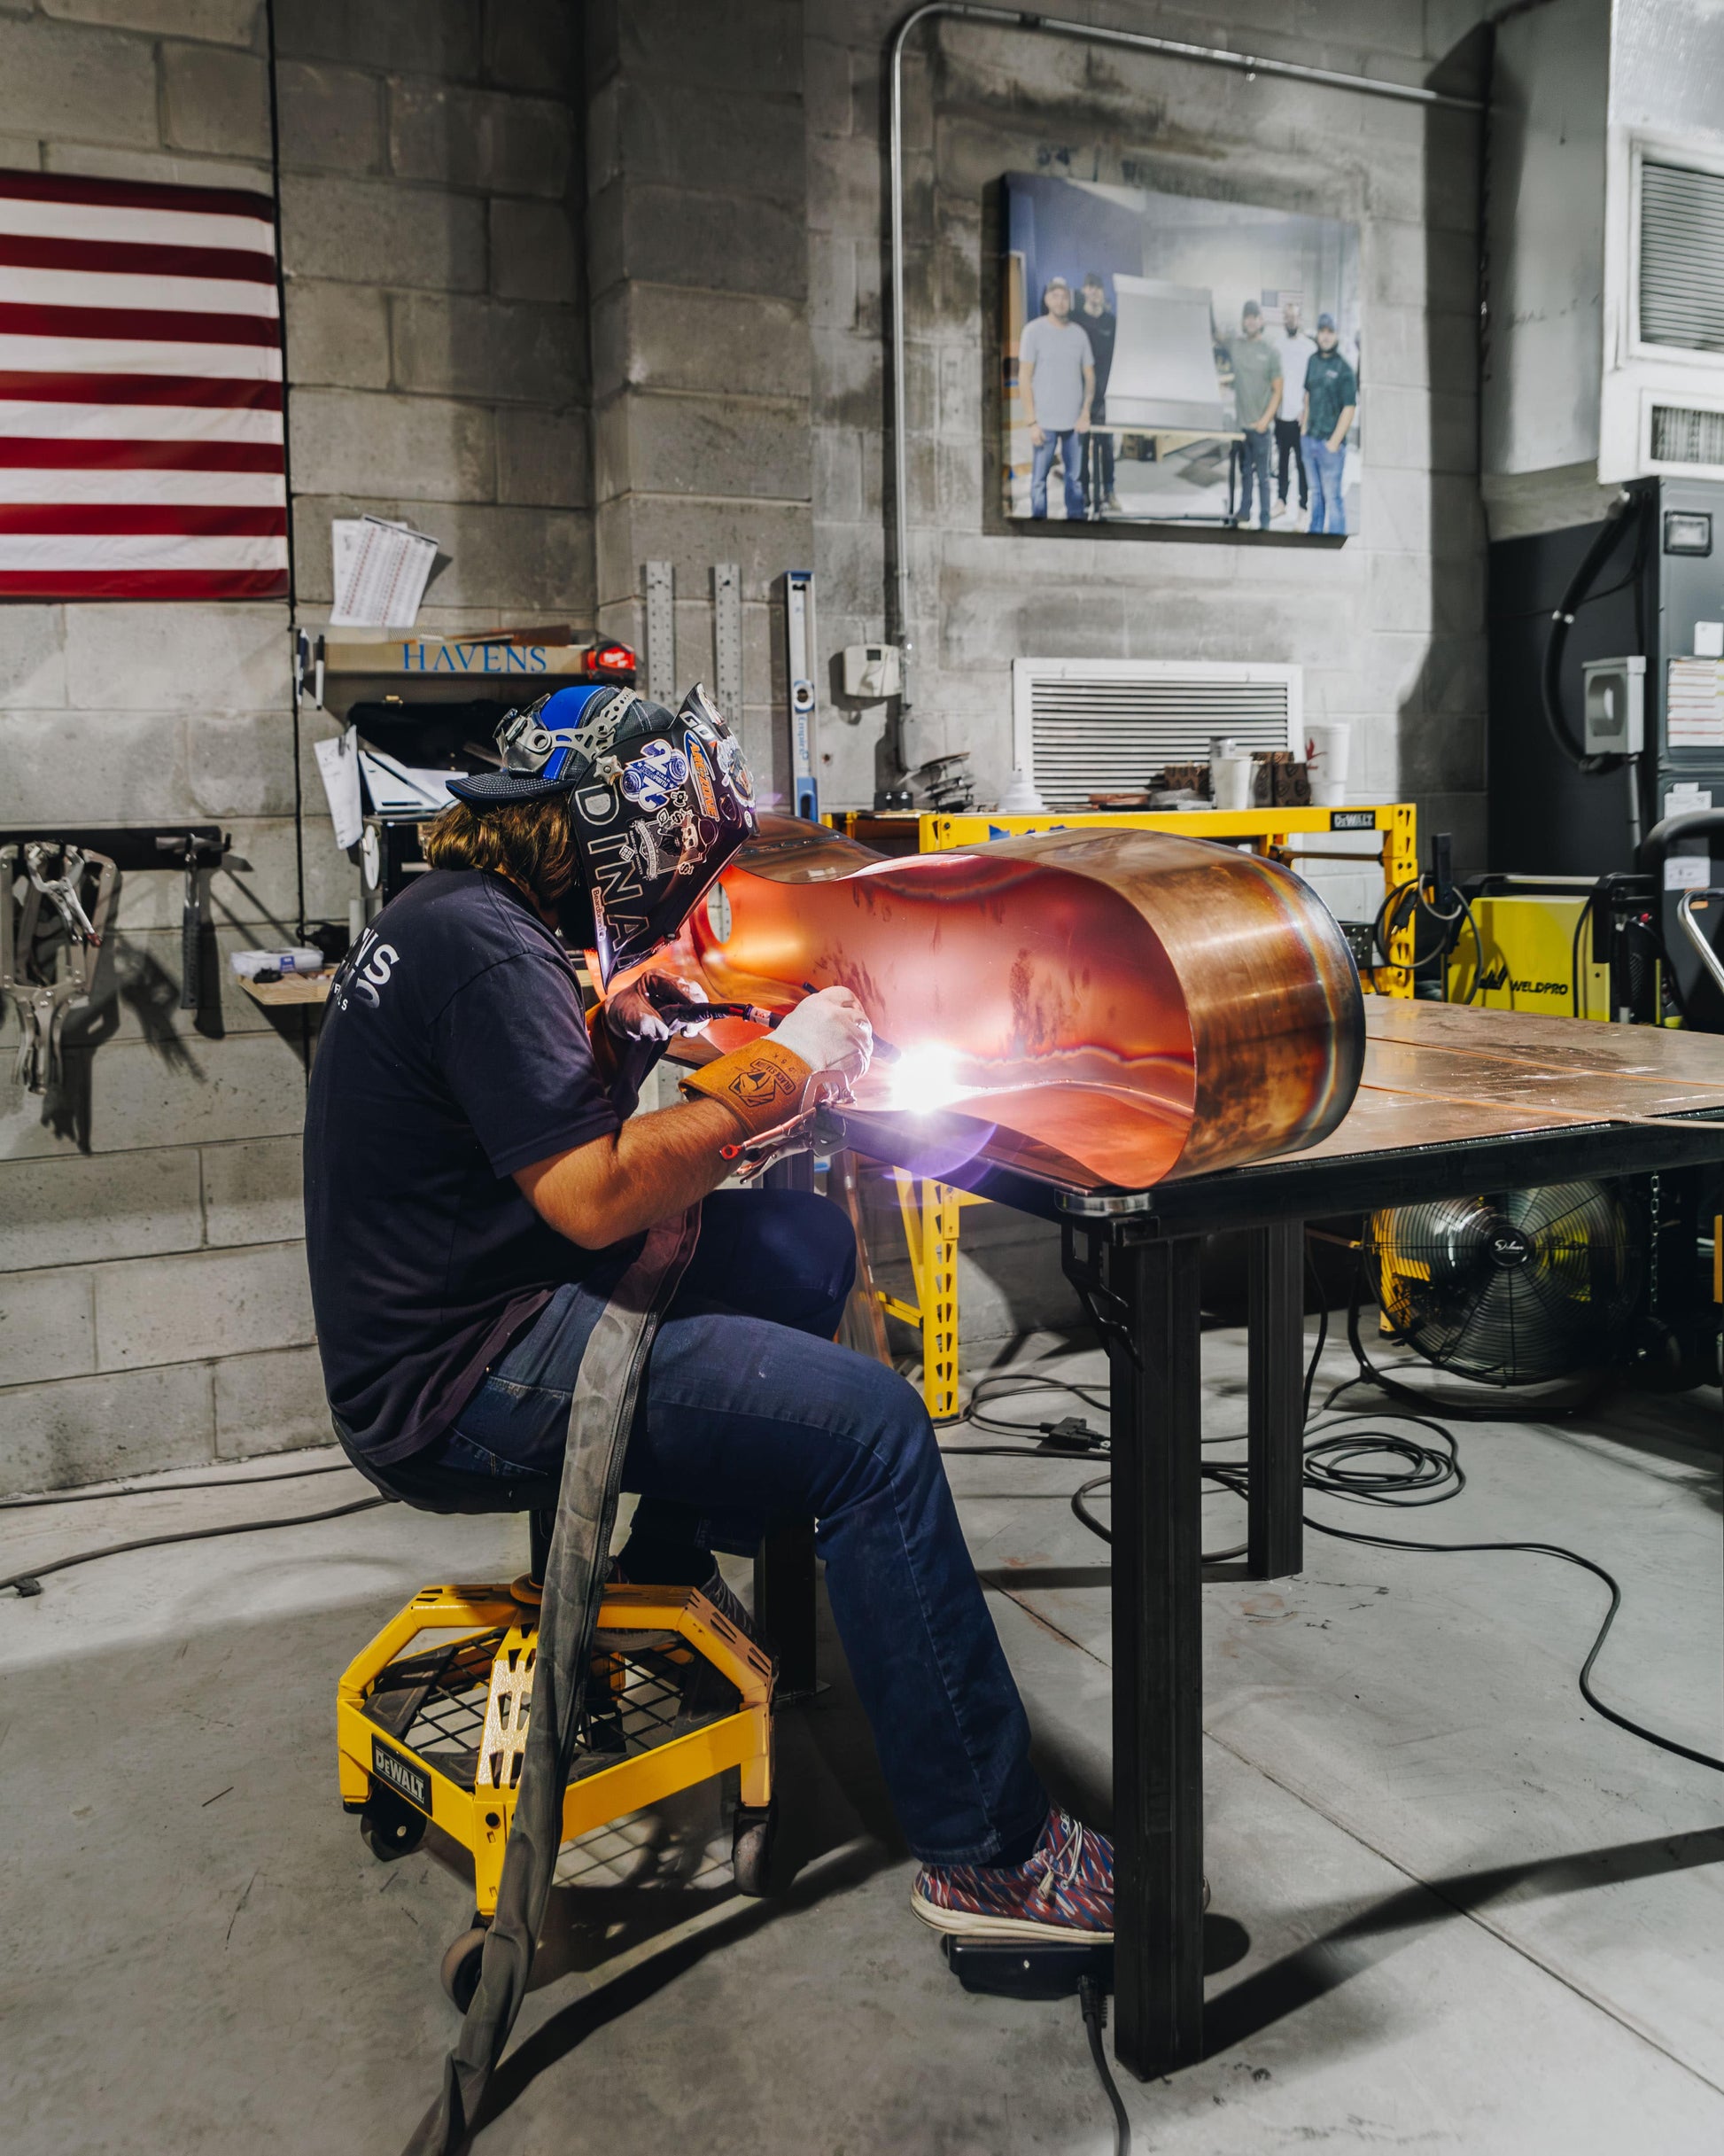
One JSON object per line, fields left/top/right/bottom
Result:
{"left": 840, "top": 805, "right": 1420, "bottom": 1415}
{"left": 336, "top": 1578, "right": 774, "bottom": 2006}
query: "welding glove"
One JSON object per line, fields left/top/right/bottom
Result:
{"left": 602, "top": 972, "right": 713, "bottom": 1045}
{"left": 773, "top": 985, "right": 874, "bottom": 1085}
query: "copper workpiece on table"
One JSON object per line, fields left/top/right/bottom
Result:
{"left": 625, "top": 815, "right": 1364, "bottom": 1189}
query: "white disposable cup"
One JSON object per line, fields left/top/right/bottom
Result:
{"left": 1211, "top": 754, "right": 1253, "bottom": 812}
{"left": 1305, "top": 722, "right": 1351, "bottom": 806}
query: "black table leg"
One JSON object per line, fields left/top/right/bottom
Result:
{"left": 754, "top": 1518, "right": 819, "bottom": 1698}
{"left": 1247, "top": 1219, "right": 1305, "bottom": 1579}
{"left": 1107, "top": 1232, "right": 1206, "bottom": 2078}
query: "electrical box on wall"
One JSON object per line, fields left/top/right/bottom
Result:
{"left": 842, "top": 644, "right": 901, "bottom": 700}
{"left": 1581, "top": 656, "right": 1645, "bottom": 754}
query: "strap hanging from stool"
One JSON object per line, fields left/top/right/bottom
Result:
{"left": 405, "top": 1201, "right": 703, "bottom": 2156}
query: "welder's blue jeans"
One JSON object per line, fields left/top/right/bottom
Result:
{"left": 431, "top": 1188, "right": 1047, "bottom": 1865}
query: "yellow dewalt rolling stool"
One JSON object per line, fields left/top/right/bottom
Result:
{"left": 334, "top": 1489, "right": 776, "bottom": 2009}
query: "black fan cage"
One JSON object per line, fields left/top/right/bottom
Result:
{"left": 1363, "top": 1180, "right": 1642, "bottom": 1386}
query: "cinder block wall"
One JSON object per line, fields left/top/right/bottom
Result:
{"left": 585, "top": 0, "right": 811, "bottom": 802}
{"left": 0, "top": 1, "right": 594, "bottom": 1493}
{"left": 3, "top": 2, "right": 1497, "bottom": 1485}
{"left": 804, "top": 0, "right": 1491, "bottom": 859}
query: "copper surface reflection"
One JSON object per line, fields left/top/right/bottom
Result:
{"left": 632, "top": 817, "right": 1363, "bottom": 1188}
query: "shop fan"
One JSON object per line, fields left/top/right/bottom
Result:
{"left": 1363, "top": 1181, "right": 1642, "bottom": 1387}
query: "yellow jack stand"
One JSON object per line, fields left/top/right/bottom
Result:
{"left": 336, "top": 1573, "right": 775, "bottom": 2006}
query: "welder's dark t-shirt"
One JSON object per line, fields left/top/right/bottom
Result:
{"left": 304, "top": 869, "right": 620, "bottom": 1464}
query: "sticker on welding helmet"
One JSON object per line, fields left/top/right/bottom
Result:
{"left": 575, "top": 783, "right": 616, "bottom": 824}
{"left": 705, "top": 883, "right": 733, "bottom": 942}
{"left": 715, "top": 731, "right": 753, "bottom": 804}
{"left": 619, "top": 739, "right": 688, "bottom": 811}
{"left": 585, "top": 829, "right": 648, "bottom": 931}
{"left": 685, "top": 736, "right": 718, "bottom": 820}
{"left": 681, "top": 682, "right": 723, "bottom": 742}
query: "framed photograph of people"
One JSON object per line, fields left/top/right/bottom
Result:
{"left": 1002, "top": 173, "right": 1363, "bottom": 537}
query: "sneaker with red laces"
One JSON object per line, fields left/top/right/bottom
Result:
{"left": 911, "top": 1807, "right": 1113, "bottom": 1942}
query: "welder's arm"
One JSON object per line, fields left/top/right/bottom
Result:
{"left": 516, "top": 985, "right": 873, "bottom": 1250}
{"left": 514, "top": 1098, "right": 743, "bottom": 1251}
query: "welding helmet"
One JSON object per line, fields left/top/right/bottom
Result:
{"left": 447, "top": 681, "right": 757, "bottom": 981}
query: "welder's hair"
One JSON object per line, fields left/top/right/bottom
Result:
{"left": 422, "top": 793, "right": 580, "bottom": 904}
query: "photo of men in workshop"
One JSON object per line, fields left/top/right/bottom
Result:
{"left": 1002, "top": 171, "right": 1363, "bottom": 533}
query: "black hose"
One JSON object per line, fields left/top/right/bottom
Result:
{"left": 1540, "top": 489, "right": 1640, "bottom": 775}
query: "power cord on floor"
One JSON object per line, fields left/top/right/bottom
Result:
{"left": 1081, "top": 1974, "right": 1130, "bottom": 2156}
{"left": 0, "top": 1493, "right": 392, "bottom": 1599}
{"left": 952, "top": 1248, "right": 1724, "bottom": 1780}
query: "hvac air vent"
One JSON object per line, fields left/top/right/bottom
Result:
{"left": 1650, "top": 403, "right": 1724, "bottom": 468}
{"left": 1013, "top": 658, "right": 1301, "bottom": 810}
{"left": 1640, "top": 161, "right": 1724, "bottom": 353}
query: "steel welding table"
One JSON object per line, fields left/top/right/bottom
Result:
{"left": 810, "top": 998, "right": 1724, "bottom": 2082}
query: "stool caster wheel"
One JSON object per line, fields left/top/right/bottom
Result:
{"left": 731, "top": 1798, "right": 777, "bottom": 1897}
{"left": 359, "top": 1790, "right": 426, "bottom": 1862}
{"left": 440, "top": 1924, "right": 489, "bottom": 2012}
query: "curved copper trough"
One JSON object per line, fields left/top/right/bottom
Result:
{"left": 631, "top": 816, "right": 1364, "bottom": 1191}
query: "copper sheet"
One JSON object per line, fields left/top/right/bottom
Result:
{"left": 1292, "top": 1002, "right": 1724, "bottom": 1167}
{"left": 1365, "top": 997, "right": 1724, "bottom": 1089}
{"left": 629, "top": 816, "right": 1364, "bottom": 1188}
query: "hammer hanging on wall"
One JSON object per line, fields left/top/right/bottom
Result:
{"left": 155, "top": 832, "right": 224, "bottom": 1014}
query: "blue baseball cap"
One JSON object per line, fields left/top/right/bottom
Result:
{"left": 447, "top": 685, "right": 648, "bottom": 806}
{"left": 1316, "top": 312, "right": 1337, "bottom": 331}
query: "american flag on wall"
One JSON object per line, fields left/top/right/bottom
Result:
{"left": 0, "top": 169, "right": 287, "bottom": 601}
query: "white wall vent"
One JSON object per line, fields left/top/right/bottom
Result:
{"left": 1011, "top": 658, "right": 1301, "bottom": 810}
{"left": 1639, "top": 160, "right": 1724, "bottom": 353}
{"left": 1649, "top": 401, "right": 1724, "bottom": 466}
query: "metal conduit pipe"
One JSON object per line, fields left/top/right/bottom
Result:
{"left": 885, "top": 2, "right": 1485, "bottom": 728}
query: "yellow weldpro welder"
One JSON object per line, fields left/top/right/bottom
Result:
{"left": 1446, "top": 875, "right": 1613, "bottom": 1018}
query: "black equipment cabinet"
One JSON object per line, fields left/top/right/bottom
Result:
{"left": 1488, "top": 474, "right": 1724, "bottom": 1024}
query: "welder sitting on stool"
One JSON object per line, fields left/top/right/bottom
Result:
{"left": 303, "top": 681, "right": 1113, "bottom": 1950}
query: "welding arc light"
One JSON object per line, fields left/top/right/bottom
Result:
{"left": 889, "top": 1041, "right": 965, "bottom": 1112}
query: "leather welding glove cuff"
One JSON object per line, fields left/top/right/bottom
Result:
{"left": 679, "top": 1036, "right": 814, "bottom": 1135}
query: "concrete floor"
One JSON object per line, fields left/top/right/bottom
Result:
{"left": 3, "top": 1327, "right": 1721, "bottom": 2154}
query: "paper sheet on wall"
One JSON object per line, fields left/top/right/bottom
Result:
{"left": 313, "top": 726, "right": 362, "bottom": 849}
{"left": 1666, "top": 658, "right": 1724, "bottom": 746}
{"left": 357, "top": 749, "right": 458, "bottom": 815}
{"left": 330, "top": 514, "right": 439, "bottom": 627}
